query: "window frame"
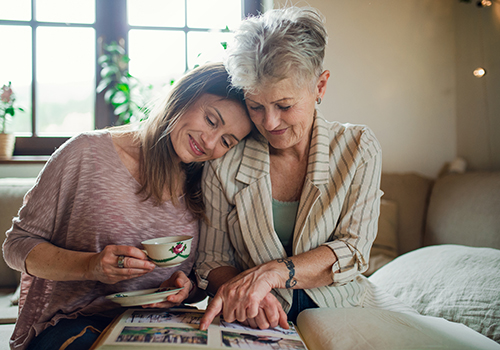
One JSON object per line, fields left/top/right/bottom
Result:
{"left": 1, "top": 0, "right": 261, "bottom": 156}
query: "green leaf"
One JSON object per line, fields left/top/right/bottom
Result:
{"left": 113, "top": 103, "right": 129, "bottom": 116}
{"left": 96, "top": 77, "right": 113, "bottom": 93}
{"left": 5, "top": 107, "right": 15, "bottom": 116}
{"left": 112, "top": 91, "right": 128, "bottom": 104}
{"left": 116, "top": 83, "right": 130, "bottom": 93}
{"left": 105, "top": 42, "right": 125, "bottom": 55}
{"left": 117, "top": 111, "right": 132, "bottom": 125}
{"left": 97, "top": 55, "right": 110, "bottom": 65}
{"left": 104, "top": 89, "right": 115, "bottom": 103}
{"left": 120, "top": 55, "right": 131, "bottom": 64}
{"left": 101, "top": 66, "right": 119, "bottom": 79}
{"left": 119, "top": 76, "right": 131, "bottom": 85}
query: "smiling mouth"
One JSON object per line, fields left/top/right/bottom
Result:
{"left": 189, "top": 135, "right": 205, "bottom": 156}
{"left": 269, "top": 128, "right": 287, "bottom": 135}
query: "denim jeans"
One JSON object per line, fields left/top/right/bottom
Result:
{"left": 287, "top": 289, "right": 318, "bottom": 324}
{"left": 26, "top": 315, "right": 114, "bottom": 350}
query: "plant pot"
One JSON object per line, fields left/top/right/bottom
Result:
{"left": 0, "top": 133, "right": 16, "bottom": 160}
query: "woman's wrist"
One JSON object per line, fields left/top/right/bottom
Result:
{"left": 188, "top": 276, "right": 196, "bottom": 295}
{"left": 186, "top": 271, "right": 199, "bottom": 298}
{"left": 185, "top": 272, "right": 208, "bottom": 304}
{"left": 275, "top": 258, "right": 298, "bottom": 289}
{"left": 255, "top": 259, "right": 295, "bottom": 290}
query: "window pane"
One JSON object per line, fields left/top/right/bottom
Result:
{"left": 0, "top": 25, "right": 32, "bottom": 134}
{"left": 128, "top": 0, "right": 184, "bottom": 28}
{"left": 187, "top": 31, "right": 234, "bottom": 69}
{"left": 187, "top": 0, "right": 241, "bottom": 30}
{"left": 128, "top": 29, "right": 185, "bottom": 96}
{"left": 36, "top": 27, "right": 95, "bottom": 136}
{"left": 36, "top": 0, "right": 95, "bottom": 24}
{"left": 0, "top": 0, "right": 31, "bottom": 21}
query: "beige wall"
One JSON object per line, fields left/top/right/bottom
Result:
{"left": 274, "top": 0, "right": 499, "bottom": 178}
{"left": 455, "top": 2, "right": 500, "bottom": 171}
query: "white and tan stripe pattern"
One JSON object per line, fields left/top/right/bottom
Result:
{"left": 196, "top": 115, "right": 414, "bottom": 313}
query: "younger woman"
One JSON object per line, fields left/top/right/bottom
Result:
{"left": 3, "top": 62, "right": 252, "bottom": 350}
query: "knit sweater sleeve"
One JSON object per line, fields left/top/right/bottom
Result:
{"left": 2, "top": 133, "right": 93, "bottom": 273}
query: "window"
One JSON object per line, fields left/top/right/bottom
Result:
{"left": 0, "top": 0, "right": 261, "bottom": 156}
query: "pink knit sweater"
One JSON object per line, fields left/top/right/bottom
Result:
{"left": 2, "top": 130, "right": 198, "bottom": 350}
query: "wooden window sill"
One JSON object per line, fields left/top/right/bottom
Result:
{"left": 0, "top": 156, "right": 49, "bottom": 164}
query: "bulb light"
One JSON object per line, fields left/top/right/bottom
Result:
{"left": 473, "top": 68, "right": 486, "bottom": 77}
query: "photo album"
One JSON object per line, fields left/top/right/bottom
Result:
{"left": 91, "top": 308, "right": 312, "bottom": 350}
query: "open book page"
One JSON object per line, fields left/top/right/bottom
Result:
{"left": 93, "top": 308, "right": 309, "bottom": 350}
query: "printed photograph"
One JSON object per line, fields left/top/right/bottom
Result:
{"left": 125, "top": 310, "right": 203, "bottom": 324}
{"left": 221, "top": 331, "right": 307, "bottom": 350}
{"left": 116, "top": 326, "right": 207, "bottom": 345}
{"left": 220, "top": 317, "right": 298, "bottom": 337}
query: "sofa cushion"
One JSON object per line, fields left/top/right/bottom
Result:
{"left": 0, "top": 178, "right": 37, "bottom": 289}
{"left": 364, "top": 199, "right": 398, "bottom": 276}
{"left": 0, "top": 290, "right": 18, "bottom": 325}
{"left": 425, "top": 172, "right": 500, "bottom": 249}
{"left": 380, "top": 173, "right": 433, "bottom": 255}
{"left": 369, "top": 244, "right": 500, "bottom": 343}
{"left": 0, "top": 324, "right": 14, "bottom": 350}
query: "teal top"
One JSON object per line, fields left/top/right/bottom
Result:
{"left": 272, "top": 199, "right": 299, "bottom": 256}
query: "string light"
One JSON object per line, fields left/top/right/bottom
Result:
{"left": 473, "top": 68, "right": 486, "bottom": 77}
{"left": 459, "top": 0, "right": 496, "bottom": 7}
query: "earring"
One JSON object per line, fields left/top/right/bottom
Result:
{"left": 317, "top": 97, "right": 322, "bottom": 105}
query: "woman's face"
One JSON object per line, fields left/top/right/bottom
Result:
{"left": 171, "top": 93, "right": 252, "bottom": 163}
{"left": 244, "top": 72, "right": 329, "bottom": 151}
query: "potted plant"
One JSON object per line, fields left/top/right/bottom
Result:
{"left": 97, "top": 41, "right": 152, "bottom": 125}
{"left": 0, "top": 82, "right": 24, "bottom": 159}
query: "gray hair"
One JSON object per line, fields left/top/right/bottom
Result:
{"left": 224, "top": 6, "right": 328, "bottom": 93}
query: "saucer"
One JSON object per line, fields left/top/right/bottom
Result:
{"left": 105, "top": 287, "right": 184, "bottom": 307}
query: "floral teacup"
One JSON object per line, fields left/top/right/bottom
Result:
{"left": 141, "top": 235, "right": 192, "bottom": 267}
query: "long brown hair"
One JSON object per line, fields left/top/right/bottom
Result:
{"left": 137, "top": 62, "right": 246, "bottom": 220}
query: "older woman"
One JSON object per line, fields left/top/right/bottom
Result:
{"left": 3, "top": 62, "right": 252, "bottom": 350}
{"left": 196, "top": 7, "right": 415, "bottom": 330}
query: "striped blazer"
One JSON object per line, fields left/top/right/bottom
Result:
{"left": 196, "top": 115, "right": 383, "bottom": 311}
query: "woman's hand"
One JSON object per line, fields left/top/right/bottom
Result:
{"left": 239, "top": 293, "right": 289, "bottom": 330}
{"left": 199, "top": 264, "right": 288, "bottom": 330}
{"left": 142, "top": 270, "right": 193, "bottom": 309}
{"left": 25, "top": 242, "right": 155, "bottom": 282}
{"left": 85, "top": 245, "right": 156, "bottom": 284}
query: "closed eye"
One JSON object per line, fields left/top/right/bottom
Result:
{"left": 278, "top": 105, "right": 291, "bottom": 111}
{"left": 205, "top": 116, "right": 216, "bottom": 127}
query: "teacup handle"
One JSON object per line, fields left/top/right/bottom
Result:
{"left": 141, "top": 249, "right": 151, "bottom": 259}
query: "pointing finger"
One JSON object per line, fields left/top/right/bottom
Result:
{"left": 200, "top": 296, "right": 223, "bottom": 330}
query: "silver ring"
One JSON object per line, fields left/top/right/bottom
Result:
{"left": 117, "top": 255, "right": 125, "bottom": 269}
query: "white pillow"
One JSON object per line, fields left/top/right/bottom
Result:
{"left": 369, "top": 244, "right": 500, "bottom": 343}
